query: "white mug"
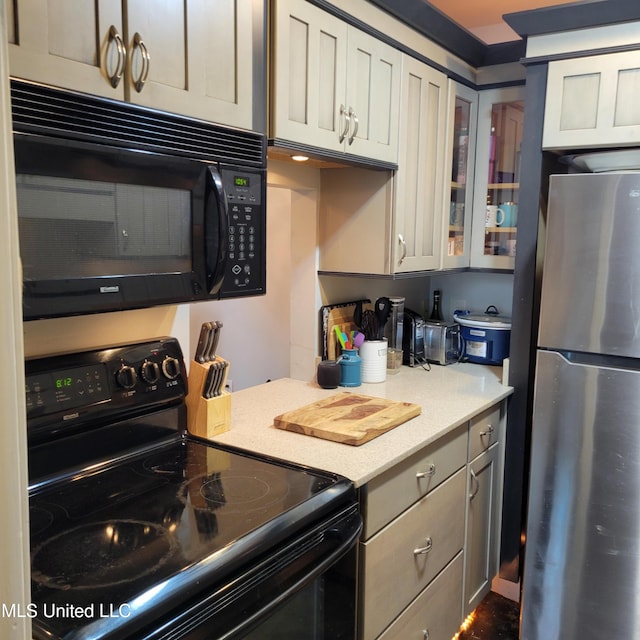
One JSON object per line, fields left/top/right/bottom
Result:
{"left": 486, "top": 205, "right": 505, "bottom": 227}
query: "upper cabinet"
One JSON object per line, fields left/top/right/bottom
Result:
{"left": 318, "top": 53, "right": 447, "bottom": 275}
{"left": 441, "top": 81, "right": 477, "bottom": 269}
{"left": 470, "top": 86, "right": 524, "bottom": 270}
{"left": 7, "top": 0, "right": 256, "bottom": 130}
{"left": 543, "top": 50, "right": 640, "bottom": 150}
{"left": 393, "top": 56, "right": 448, "bottom": 272}
{"left": 271, "top": 0, "right": 401, "bottom": 165}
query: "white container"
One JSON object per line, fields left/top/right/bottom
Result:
{"left": 360, "top": 339, "right": 387, "bottom": 383}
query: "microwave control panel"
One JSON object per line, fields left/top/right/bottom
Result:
{"left": 219, "top": 167, "right": 265, "bottom": 298}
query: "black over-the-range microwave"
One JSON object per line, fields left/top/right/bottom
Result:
{"left": 11, "top": 79, "right": 267, "bottom": 321}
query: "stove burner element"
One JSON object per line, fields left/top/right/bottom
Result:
{"left": 31, "top": 520, "right": 177, "bottom": 590}
{"left": 180, "top": 471, "right": 290, "bottom": 512}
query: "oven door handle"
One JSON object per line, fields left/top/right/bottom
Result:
{"left": 204, "top": 165, "right": 229, "bottom": 296}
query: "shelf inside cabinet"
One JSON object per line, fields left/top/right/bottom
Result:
{"left": 484, "top": 227, "right": 517, "bottom": 233}
{"left": 487, "top": 182, "right": 519, "bottom": 190}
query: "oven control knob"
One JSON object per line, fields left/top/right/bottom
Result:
{"left": 162, "top": 356, "right": 181, "bottom": 380}
{"left": 116, "top": 365, "right": 138, "bottom": 389}
{"left": 140, "top": 360, "right": 160, "bottom": 384}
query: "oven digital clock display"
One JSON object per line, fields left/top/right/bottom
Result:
{"left": 26, "top": 364, "right": 110, "bottom": 417}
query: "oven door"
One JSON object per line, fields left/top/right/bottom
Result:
{"left": 140, "top": 505, "right": 361, "bottom": 640}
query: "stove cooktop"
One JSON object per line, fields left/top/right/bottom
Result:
{"left": 30, "top": 435, "right": 351, "bottom": 639}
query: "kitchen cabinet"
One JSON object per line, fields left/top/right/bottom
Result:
{"left": 442, "top": 80, "right": 478, "bottom": 269}
{"left": 393, "top": 55, "right": 448, "bottom": 272}
{"left": 470, "top": 86, "right": 524, "bottom": 270}
{"left": 543, "top": 50, "right": 640, "bottom": 150}
{"left": 464, "top": 405, "right": 505, "bottom": 615}
{"left": 357, "top": 400, "right": 506, "bottom": 639}
{"left": 7, "top": 0, "right": 255, "bottom": 129}
{"left": 318, "top": 53, "right": 447, "bottom": 275}
{"left": 271, "top": 0, "right": 401, "bottom": 164}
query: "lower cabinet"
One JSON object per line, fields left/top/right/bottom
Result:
{"left": 357, "top": 402, "right": 506, "bottom": 639}
{"left": 464, "top": 405, "right": 505, "bottom": 616}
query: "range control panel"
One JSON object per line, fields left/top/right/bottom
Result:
{"left": 219, "top": 167, "right": 266, "bottom": 298}
{"left": 26, "top": 337, "right": 187, "bottom": 442}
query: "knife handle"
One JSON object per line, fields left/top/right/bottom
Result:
{"left": 194, "top": 323, "right": 210, "bottom": 363}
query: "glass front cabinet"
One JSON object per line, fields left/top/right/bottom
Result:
{"left": 442, "top": 81, "right": 477, "bottom": 269}
{"left": 470, "top": 86, "right": 524, "bottom": 269}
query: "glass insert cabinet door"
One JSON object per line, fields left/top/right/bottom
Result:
{"left": 443, "top": 82, "right": 477, "bottom": 269}
{"left": 471, "top": 86, "right": 525, "bottom": 269}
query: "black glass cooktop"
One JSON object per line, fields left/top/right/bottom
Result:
{"left": 29, "top": 436, "right": 347, "bottom": 640}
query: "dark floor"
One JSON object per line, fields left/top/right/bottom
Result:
{"left": 458, "top": 591, "right": 520, "bottom": 640}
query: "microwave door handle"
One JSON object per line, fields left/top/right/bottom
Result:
{"left": 205, "top": 166, "right": 229, "bottom": 295}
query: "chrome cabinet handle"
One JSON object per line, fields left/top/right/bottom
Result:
{"left": 480, "top": 424, "right": 495, "bottom": 438}
{"left": 413, "top": 537, "right": 433, "bottom": 555}
{"left": 132, "top": 32, "right": 150, "bottom": 93}
{"left": 338, "top": 104, "right": 350, "bottom": 143}
{"left": 398, "top": 233, "right": 407, "bottom": 264}
{"left": 347, "top": 107, "right": 359, "bottom": 145}
{"left": 422, "top": 630, "right": 430, "bottom": 640}
{"left": 107, "top": 26, "right": 126, "bottom": 88}
{"left": 469, "top": 468, "right": 480, "bottom": 500}
{"left": 416, "top": 463, "right": 436, "bottom": 479}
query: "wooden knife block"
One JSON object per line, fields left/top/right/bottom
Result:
{"left": 186, "top": 359, "right": 231, "bottom": 440}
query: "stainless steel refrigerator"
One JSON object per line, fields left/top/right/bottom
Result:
{"left": 522, "top": 171, "right": 640, "bottom": 640}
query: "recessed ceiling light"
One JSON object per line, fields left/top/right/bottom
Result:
{"left": 291, "top": 154, "right": 309, "bottom": 162}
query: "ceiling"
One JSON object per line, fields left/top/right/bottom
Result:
{"left": 425, "top": 0, "right": 574, "bottom": 44}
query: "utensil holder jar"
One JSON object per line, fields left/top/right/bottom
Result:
{"left": 339, "top": 349, "right": 361, "bottom": 387}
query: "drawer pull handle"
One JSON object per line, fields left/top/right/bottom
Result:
{"left": 480, "top": 424, "right": 495, "bottom": 438}
{"left": 422, "top": 631, "right": 430, "bottom": 640}
{"left": 416, "top": 463, "right": 436, "bottom": 479}
{"left": 413, "top": 537, "right": 433, "bottom": 555}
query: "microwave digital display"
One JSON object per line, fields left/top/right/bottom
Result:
{"left": 234, "top": 175, "right": 250, "bottom": 188}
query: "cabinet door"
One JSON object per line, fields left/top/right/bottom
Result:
{"left": 442, "top": 81, "right": 477, "bottom": 269}
{"left": 393, "top": 55, "right": 446, "bottom": 272}
{"left": 543, "top": 51, "right": 640, "bottom": 150}
{"left": 464, "top": 443, "right": 501, "bottom": 615}
{"left": 470, "top": 85, "right": 523, "bottom": 270}
{"left": 272, "top": 0, "right": 347, "bottom": 152}
{"left": 127, "top": 0, "right": 255, "bottom": 129}
{"left": 344, "top": 28, "right": 400, "bottom": 164}
{"left": 8, "top": 0, "right": 125, "bottom": 99}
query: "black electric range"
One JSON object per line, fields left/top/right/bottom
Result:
{"left": 26, "top": 338, "right": 361, "bottom": 640}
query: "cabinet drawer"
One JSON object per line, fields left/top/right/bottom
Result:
{"left": 362, "top": 425, "right": 466, "bottom": 538}
{"left": 359, "top": 469, "right": 466, "bottom": 640}
{"left": 468, "top": 404, "right": 501, "bottom": 461}
{"left": 377, "top": 552, "right": 464, "bottom": 640}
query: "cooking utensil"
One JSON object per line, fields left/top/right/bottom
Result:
{"left": 361, "top": 309, "right": 379, "bottom": 341}
{"left": 374, "top": 297, "right": 392, "bottom": 339}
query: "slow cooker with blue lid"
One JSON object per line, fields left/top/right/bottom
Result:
{"left": 453, "top": 306, "right": 511, "bottom": 365}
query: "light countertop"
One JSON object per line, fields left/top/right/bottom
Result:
{"left": 208, "top": 363, "right": 513, "bottom": 487}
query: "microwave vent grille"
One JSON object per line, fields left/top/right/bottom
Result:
{"left": 10, "top": 79, "right": 266, "bottom": 168}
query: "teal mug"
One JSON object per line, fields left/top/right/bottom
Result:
{"left": 500, "top": 202, "right": 518, "bottom": 228}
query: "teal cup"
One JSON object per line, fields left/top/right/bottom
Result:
{"left": 500, "top": 203, "right": 518, "bottom": 228}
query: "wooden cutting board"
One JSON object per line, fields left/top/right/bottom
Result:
{"left": 274, "top": 392, "right": 422, "bottom": 446}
